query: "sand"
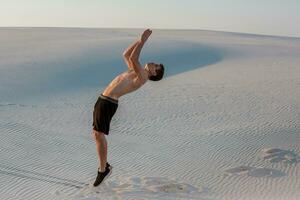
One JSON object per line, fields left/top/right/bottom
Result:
{"left": 0, "top": 28, "right": 299, "bottom": 200}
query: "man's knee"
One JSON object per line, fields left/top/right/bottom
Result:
{"left": 93, "top": 130, "right": 105, "bottom": 141}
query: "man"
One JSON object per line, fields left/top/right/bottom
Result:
{"left": 92, "top": 29, "right": 164, "bottom": 187}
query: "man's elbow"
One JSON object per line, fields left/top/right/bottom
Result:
{"left": 123, "top": 52, "right": 130, "bottom": 59}
{"left": 128, "top": 56, "right": 137, "bottom": 63}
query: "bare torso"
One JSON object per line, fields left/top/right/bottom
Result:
{"left": 102, "top": 69, "right": 148, "bottom": 100}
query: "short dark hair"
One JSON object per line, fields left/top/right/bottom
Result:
{"left": 149, "top": 64, "right": 164, "bottom": 81}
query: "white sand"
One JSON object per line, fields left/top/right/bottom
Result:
{"left": 0, "top": 28, "right": 299, "bottom": 200}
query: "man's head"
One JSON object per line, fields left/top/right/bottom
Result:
{"left": 145, "top": 62, "right": 164, "bottom": 81}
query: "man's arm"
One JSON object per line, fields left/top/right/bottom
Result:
{"left": 123, "top": 40, "right": 139, "bottom": 70}
{"left": 123, "top": 40, "right": 139, "bottom": 58}
{"left": 128, "top": 29, "right": 152, "bottom": 75}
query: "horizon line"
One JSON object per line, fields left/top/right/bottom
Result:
{"left": 1, "top": 26, "right": 299, "bottom": 39}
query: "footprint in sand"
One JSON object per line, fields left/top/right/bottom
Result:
{"left": 224, "top": 166, "right": 254, "bottom": 176}
{"left": 110, "top": 176, "right": 204, "bottom": 195}
{"left": 225, "top": 166, "right": 285, "bottom": 178}
{"left": 76, "top": 176, "right": 210, "bottom": 200}
{"left": 261, "top": 148, "right": 300, "bottom": 164}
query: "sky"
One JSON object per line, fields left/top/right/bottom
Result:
{"left": 0, "top": 0, "right": 300, "bottom": 37}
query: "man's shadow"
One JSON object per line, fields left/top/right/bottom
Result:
{"left": 0, "top": 163, "right": 88, "bottom": 189}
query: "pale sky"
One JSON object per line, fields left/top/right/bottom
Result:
{"left": 1, "top": 0, "right": 300, "bottom": 37}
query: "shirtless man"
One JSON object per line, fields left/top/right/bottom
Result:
{"left": 92, "top": 29, "right": 164, "bottom": 187}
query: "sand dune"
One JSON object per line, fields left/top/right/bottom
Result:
{"left": 0, "top": 28, "right": 300, "bottom": 200}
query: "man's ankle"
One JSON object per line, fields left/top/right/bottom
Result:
{"left": 98, "top": 167, "right": 106, "bottom": 173}
{"left": 98, "top": 162, "right": 110, "bottom": 172}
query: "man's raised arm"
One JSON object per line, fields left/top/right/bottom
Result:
{"left": 128, "top": 29, "right": 152, "bottom": 75}
{"left": 123, "top": 40, "right": 139, "bottom": 58}
{"left": 123, "top": 40, "right": 139, "bottom": 70}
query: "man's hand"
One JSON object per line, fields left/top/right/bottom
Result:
{"left": 141, "top": 29, "right": 152, "bottom": 43}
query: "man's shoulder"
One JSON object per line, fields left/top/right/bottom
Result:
{"left": 138, "top": 68, "right": 148, "bottom": 81}
{"left": 133, "top": 69, "right": 147, "bottom": 85}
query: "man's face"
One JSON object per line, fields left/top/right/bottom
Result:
{"left": 145, "top": 62, "right": 159, "bottom": 76}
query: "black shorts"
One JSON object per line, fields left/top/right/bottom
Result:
{"left": 92, "top": 94, "right": 118, "bottom": 135}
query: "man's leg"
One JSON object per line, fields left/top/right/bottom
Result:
{"left": 93, "top": 130, "right": 107, "bottom": 172}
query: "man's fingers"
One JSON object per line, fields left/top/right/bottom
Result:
{"left": 144, "top": 29, "right": 152, "bottom": 33}
{"left": 146, "top": 29, "right": 152, "bottom": 36}
{"left": 141, "top": 29, "right": 152, "bottom": 42}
